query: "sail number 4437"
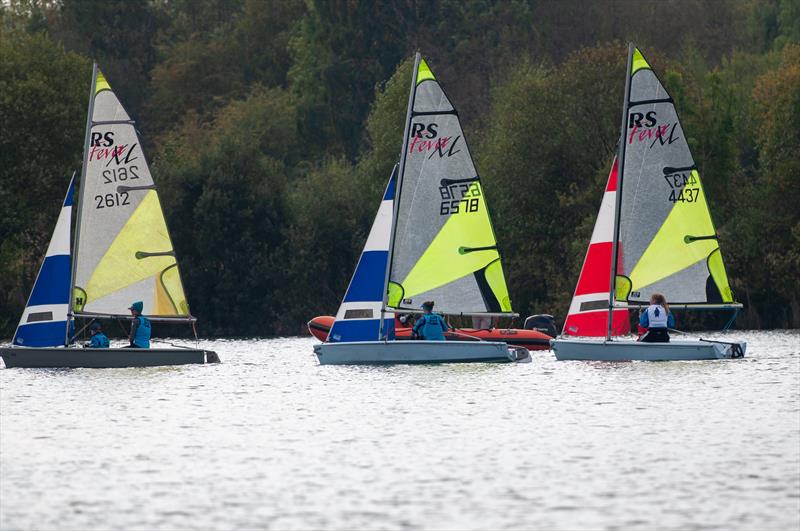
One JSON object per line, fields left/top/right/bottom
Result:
{"left": 664, "top": 171, "right": 700, "bottom": 203}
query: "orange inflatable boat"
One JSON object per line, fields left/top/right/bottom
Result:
{"left": 307, "top": 315, "right": 555, "bottom": 351}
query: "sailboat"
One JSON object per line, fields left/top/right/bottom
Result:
{"left": 0, "top": 65, "right": 219, "bottom": 368}
{"left": 313, "top": 54, "right": 530, "bottom": 365}
{"left": 551, "top": 44, "right": 746, "bottom": 361}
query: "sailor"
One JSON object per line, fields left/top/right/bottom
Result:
{"left": 639, "top": 293, "right": 675, "bottom": 343}
{"left": 128, "top": 301, "right": 151, "bottom": 348}
{"left": 412, "top": 301, "right": 449, "bottom": 341}
{"left": 86, "top": 322, "right": 110, "bottom": 348}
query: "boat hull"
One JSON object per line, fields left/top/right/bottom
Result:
{"left": 307, "top": 315, "right": 551, "bottom": 350}
{"left": 313, "top": 340, "right": 527, "bottom": 365}
{"left": 0, "top": 347, "right": 220, "bottom": 368}
{"left": 551, "top": 338, "right": 746, "bottom": 361}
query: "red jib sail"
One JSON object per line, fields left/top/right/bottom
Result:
{"left": 563, "top": 158, "right": 630, "bottom": 336}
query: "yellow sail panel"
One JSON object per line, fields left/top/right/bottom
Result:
{"left": 399, "top": 183, "right": 508, "bottom": 307}
{"left": 416, "top": 57, "right": 436, "bottom": 84}
{"left": 707, "top": 248, "right": 734, "bottom": 303}
{"left": 628, "top": 170, "right": 729, "bottom": 295}
{"left": 484, "top": 259, "right": 512, "bottom": 312}
{"left": 95, "top": 69, "right": 111, "bottom": 93}
{"left": 631, "top": 48, "right": 651, "bottom": 74}
{"left": 84, "top": 191, "right": 188, "bottom": 315}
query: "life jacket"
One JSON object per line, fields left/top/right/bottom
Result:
{"left": 417, "top": 313, "right": 447, "bottom": 341}
{"left": 646, "top": 304, "right": 669, "bottom": 328}
{"left": 90, "top": 332, "right": 110, "bottom": 348}
{"left": 132, "top": 316, "right": 151, "bottom": 348}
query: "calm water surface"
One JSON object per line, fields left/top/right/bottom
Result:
{"left": 1, "top": 330, "right": 798, "bottom": 530}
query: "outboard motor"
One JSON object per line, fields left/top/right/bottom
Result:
{"left": 524, "top": 314, "right": 557, "bottom": 338}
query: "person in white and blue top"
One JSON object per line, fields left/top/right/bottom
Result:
{"left": 639, "top": 293, "right": 675, "bottom": 343}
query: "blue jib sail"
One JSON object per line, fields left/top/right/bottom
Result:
{"left": 327, "top": 168, "right": 397, "bottom": 342}
{"left": 13, "top": 176, "right": 75, "bottom": 347}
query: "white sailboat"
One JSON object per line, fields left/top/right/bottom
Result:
{"left": 552, "top": 44, "right": 746, "bottom": 361}
{"left": 1, "top": 65, "right": 219, "bottom": 368}
{"left": 314, "top": 53, "right": 529, "bottom": 365}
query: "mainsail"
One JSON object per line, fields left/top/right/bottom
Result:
{"left": 387, "top": 55, "right": 512, "bottom": 315}
{"left": 328, "top": 169, "right": 397, "bottom": 343}
{"left": 563, "top": 159, "right": 630, "bottom": 336}
{"left": 613, "top": 47, "right": 739, "bottom": 309}
{"left": 13, "top": 176, "right": 75, "bottom": 347}
{"left": 71, "top": 66, "right": 191, "bottom": 320}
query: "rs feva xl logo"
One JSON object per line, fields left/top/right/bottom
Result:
{"left": 627, "top": 111, "right": 679, "bottom": 147}
{"left": 408, "top": 122, "right": 461, "bottom": 158}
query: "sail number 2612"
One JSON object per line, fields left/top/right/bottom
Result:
{"left": 95, "top": 192, "right": 130, "bottom": 209}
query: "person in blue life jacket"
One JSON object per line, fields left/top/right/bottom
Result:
{"left": 412, "top": 301, "right": 449, "bottom": 341}
{"left": 86, "top": 322, "right": 110, "bottom": 348}
{"left": 128, "top": 301, "right": 151, "bottom": 348}
{"left": 639, "top": 293, "right": 675, "bottom": 343}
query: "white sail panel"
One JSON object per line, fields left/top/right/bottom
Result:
{"left": 72, "top": 68, "right": 190, "bottom": 319}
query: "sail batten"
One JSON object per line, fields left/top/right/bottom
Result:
{"left": 72, "top": 66, "right": 191, "bottom": 319}
{"left": 387, "top": 54, "right": 513, "bottom": 315}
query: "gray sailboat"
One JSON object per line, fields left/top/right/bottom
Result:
{"left": 551, "top": 44, "right": 746, "bottom": 361}
{"left": 1, "top": 65, "right": 218, "bottom": 368}
{"left": 313, "top": 53, "right": 528, "bottom": 364}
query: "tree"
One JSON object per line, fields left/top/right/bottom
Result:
{"left": 0, "top": 28, "right": 89, "bottom": 335}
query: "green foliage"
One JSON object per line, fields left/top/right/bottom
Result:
{"left": 2, "top": 0, "right": 799, "bottom": 338}
{"left": 153, "top": 87, "right": 297, "bottom": 335}
{"left": 0, "top": 27, "right": 89, "bottom": 332}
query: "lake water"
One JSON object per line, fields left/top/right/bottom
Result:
{"left": 1, "top": 330, "right": 798, "bottom": 530}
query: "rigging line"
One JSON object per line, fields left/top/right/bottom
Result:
{"left": 723, "top": 308, "right": 739, "bottom": 331}
{"left": 69, "top": 317, "right": 97, "bottom": 345}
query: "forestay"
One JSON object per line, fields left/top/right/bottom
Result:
{"left": 387, "top": 56, "right": 512, "bottom": 315}
{"left": 615, "top": 48, "right": 738, "bottom": 308}
{"left": 72, "top": 67, "right": 191, "bottom": 320}
{"left": 13, "top": 176, "right": 75, "bottom": 347}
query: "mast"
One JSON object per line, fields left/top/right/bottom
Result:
{"left": 606, "top": 43, "right": 634, "bottom": 341}
{"left": 66, "top": 63, "right": 98, "bottom": 345}
{"left": 379, "top": 52, "right": 421, "bottom": 340}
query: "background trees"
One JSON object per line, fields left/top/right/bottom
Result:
{"left": 1, "top": 0, "right": 798, "bottom": 336}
